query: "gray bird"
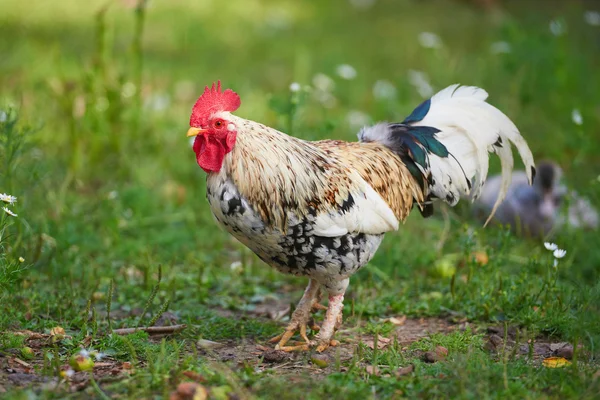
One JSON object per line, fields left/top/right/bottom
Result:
{"left": 474, "top": 161, "right": 598, "bottom": 237}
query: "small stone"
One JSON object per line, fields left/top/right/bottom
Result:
{"left": 555, "top": 345, "right": 574, "bottom": 360}
{"left": 311, "top": 354, "right": 329, "bottom": 368}
{"left": 263, "top": 350, "right": 288, "bottom": 363}
{"left": 422, "top": 351, "right": 440, "bottom": 363}
{"left": 485, "top": 334, "right": 503, "bottom": 351}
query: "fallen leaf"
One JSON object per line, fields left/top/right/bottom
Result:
{"left": 311, "top": 354, "right": 329, "bottom": 368}
{"left": 472, "top": 251, "right": 488, "bottom": 265}
{"left": 435, "top": 346, "right": 448, "bottom": 358}
{"left": 365, "top": 365, "right": 380, "bottom": 376}
{"left": 197, "top": 339, "right": 226, "bottom": 349}
{"left": 395, "top": 364, "right": 414, "bottom": 377}
{"left": 169, "top": 382, "right": 208, "bottom": 400}
{"left": 182, "top": 371, "right": 206, "bottom": 383}
{"left": 14, "top": 330, "right": 48, "bottom": 340}
{"left": 49, "top": 326, "right": 65, "bottom": 336}
{"left": 50, "top": 326, "right": 66, "bottom": 342}
{"left": 365, "top": 336, "right": 392, "bottom": 350}
{"left": 542, "top": 357, "right": 571, "bottom": 368}
{"left": 389, "top": 315, "right": 407, "bottom": 326}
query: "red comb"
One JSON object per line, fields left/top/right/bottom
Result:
{"left": 190, "top": 81, "right": 241, "bottom": 127}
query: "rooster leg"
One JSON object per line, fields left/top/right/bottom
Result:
{"left": 269, "top": 279, "right": 321, "bottom": 350}
{"left": 312, "top": 279, "right": 348, "bottom": 353}
{"left": 311, "top": 288, "right": 328, "bottom": 312}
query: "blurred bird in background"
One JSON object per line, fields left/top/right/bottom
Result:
{"left": 474, "top": 160, "right": 598, "bottom": 237}
{"left": 186, "top": 82, "right": 534, "bottom": 352}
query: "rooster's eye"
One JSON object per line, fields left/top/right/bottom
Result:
{"left": 214, "top": 120, "right": 223, "bottom": 128}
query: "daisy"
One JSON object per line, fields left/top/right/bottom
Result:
{"left": 418, "top": 32, "right": 442, "bottom": 49}
{"left": 289, "top": 82, "right": 301, "bottom": 92}
{"left": 0, "top": 193, "right": 17, "bottom": 204}
{"left": 2, "top": 207, "right": 17, "bottom": 217}
{"left": 336, "top": 64, "right": 357, "bottom": 80}
{"left": 571, "top": 109, "right": 583, "bottom": 125}
{"left": 544, "top": 242, "right": 558, "bottom": 251}
{"left": 553, "top": 249, "right": 567, "bottom": 259}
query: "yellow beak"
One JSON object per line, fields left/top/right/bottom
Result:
{"left": 186, "top": 127, "right": 207, "bottom": 137}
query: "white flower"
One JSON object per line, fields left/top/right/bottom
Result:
{"left": 65, "top": 368, "right": 75, "bottom": 378}
{"left": 549, "top": 20, "right": 565, "bottom": 36}
{"left": 571, "top": 109, "right": 583, "bottom": 125}
{"left": 313, "top": 90, "right": 337, "bottom": 108}
{"left": 312, "top": 73, "right": 335, "bottom": 92}
{"left": 93, "top": 351, "right": 105, "bottom": 361}
{"left": 0, "top": 193, "right": 17, "bottom": 204}
{"left": 144, "top": 94, "right": 170, "bottom": 112}
{"left": 553, "top": 259, "right": 559, "bottom": 268}
{"left": 418, "top": 32, "right": 442, "bottom": 49}
{"left": 372, "top": 80, "right": 397, "bottom": 100}
{"left": 18, "top": 257, "right": 24, "bottom": 263}
{"left": 346, "top": 110, "right": 371, "bottom": 129}
{"left": 490, "top": 41, "right": 511, "bottom": 54}
{"left": 2, "top": 207, "right": 17, "bottom": 217}
{"left": 230, "top": 261, "right": 243, "bottom": 272}
{"left": 584, "top": 11, "right": 600, "bottom": 26}
{"left": 544, "top": 242, "right": 558, "bottom": 251}
{"left": 336, "top": 64, "right": 357, "bottom": 80}
{"left": 79, "top": 349, "right": 90, "bottom": 357}
{"left": 408, "top": 70, "right": 433, "bottom": 98}
{"left": 553, "top": 249, "right": 567, "bottom": 259}
{"left": 289, "top": 82, "right": 301, "bottom": 92}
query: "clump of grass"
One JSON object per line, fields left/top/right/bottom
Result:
{"left": 0, "top": 332, "right": 25, "bottom": 351}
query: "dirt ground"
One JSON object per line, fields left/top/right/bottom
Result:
{"left": 0, "top": 312, "right": 578, "bottom": 395}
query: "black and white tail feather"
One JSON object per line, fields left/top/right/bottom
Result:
{"left": 358, "top": 84, "right": 535, "bottom": 225}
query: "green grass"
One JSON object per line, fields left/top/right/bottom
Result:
{"left": 1, "top": 0, "right": 600, "bottom": 398}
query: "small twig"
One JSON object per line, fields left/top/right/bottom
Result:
{"left": 112, "top": 324, "right": 186, "bottom": 336}
{"left": 13, "top": 357, "right": 32, "bottom": 368}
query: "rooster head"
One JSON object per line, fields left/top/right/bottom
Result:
{"left": 187, "top": 81, "right": 241, "bottom": 173}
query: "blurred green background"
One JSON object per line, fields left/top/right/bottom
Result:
{"left": 1, "top": 0, "right": 599, "bottom": 398}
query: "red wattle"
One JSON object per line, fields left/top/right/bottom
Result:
{"left": 192, "top": 132, "right": 236, "bottom": 173}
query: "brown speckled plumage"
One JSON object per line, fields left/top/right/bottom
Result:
{"left": 314, "top": 140, "right": 425, "bottom": 221}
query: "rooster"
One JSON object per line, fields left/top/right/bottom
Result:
{"left": 186, "top": 81, "right": 535, "bottom": 352}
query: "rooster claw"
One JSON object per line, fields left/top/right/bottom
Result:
{"left": 277, "top": 339, "right": 339, "bottom": 353}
